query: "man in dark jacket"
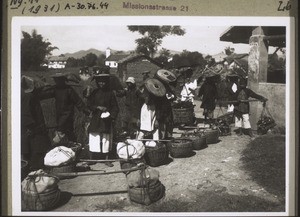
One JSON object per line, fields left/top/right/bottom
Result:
{"left": 233, "top": 78, "right": 268, "bottom": 137}
{"left": 21, "top": 76, "right": 51, "bottom": 171}
{"left": 116, "top": 77, "right": 143, "bottom": 138}
{"left": 87, "top": 71, "right": 119, "bottom": 167}
{"left": 198, "top": 75, "right": 218, "bottom": 125}
{"left": 50, "top": 72, "right": 90, "bottom": 143}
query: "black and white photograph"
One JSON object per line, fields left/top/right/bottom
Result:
{"left": 10, "top": 16, "right": 293, "bottom": 215}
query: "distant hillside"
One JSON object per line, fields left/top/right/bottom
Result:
{"left": 56, "top": 48, "right": 134, "bottom": 59}
{"left": 63, "top": 48, "right": 105, "bottom": 59}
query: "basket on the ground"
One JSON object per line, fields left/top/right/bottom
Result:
{"left": 167, "top": 139, "right": 193, "bottom": 158}
{"left": 172, "top": 106, "right": 195, "bottom": 125}
{"left": 128, "top": 180, "right": 165, "bottom": 205}
{"left": 203, "top": 128, "right": 219, "bottom": 144}
{"left": 47, "top": 161, "right": 76, "bottom": 179}
{"left": 144, "top": 143, "right": 169, "bottom": 167}
{"left": 182, "top": 134, "right": 207, "bottom": 150}
{"left": 22, "top": 186, "right": 61, "bottom": 211}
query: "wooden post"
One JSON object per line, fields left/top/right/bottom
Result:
{"left": 248, "top": 26, "right": 269, "bottom": 130}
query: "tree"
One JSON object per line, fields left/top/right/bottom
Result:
{"left": 224, "top": 46, "right": 235, "bottom": 55}
{"left": 127, "top": 25, "right": 185, "bottom": 58}
{"left": 21, "top": 30, "right": 58, "bottom": 70}
{"left": 84, "top": 53, "right": 98, "bottom": 67}
{"left": 154, "top": 48, "right": 171, "bottom": 66}
{"left": 96, "top": 53, "right": 107, "bottom": 66}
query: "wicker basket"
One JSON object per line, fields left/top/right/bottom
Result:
{"left": 47, "top": 161, "right": 76, "bottom": 179}
{"left": 204, "top": 128, "right": 219, "bottom": 144}
{"left": 172, "top": 106, "right": 194, "bottom": 125}
{"left": 144, "top": 143, "right": 169, "bottom": 167}
{"left": 21, "top": 187, "right": 61, "bottom": 211}
{"left": 167, "top": 139, "right": 193, "bottom": 158}
{"left": 182, "top": 134, "right": 207, "bottom": 150}
{"left": 128, "top": 180, "right": 165, "bottom": 205}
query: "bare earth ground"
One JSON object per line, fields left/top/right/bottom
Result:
{"left": 49, "top": 100, "right": 286, "bottom": 213}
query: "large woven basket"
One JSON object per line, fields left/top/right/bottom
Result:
{"left": 167, "top": 139, "right": 193, "bottom": 158}
{"left": 144, "top": 143, "right": 169, "bottom": 167}
{"left": 182, "top": 134, "right": 207, "bottom": 150}
{"left": 128, "top": 180, "right": 165, "bottom": 205}
{"left": 47, "top": 161, "right": 76, "bottom": 179}
{"left": 203, "top": 128, "right": 219, "bottom": 144}
{"left": 21, "top": 187, "right": 61, "bottom": 211}
{"left": 172, "top": 106, "right": 194, "bottom": 125}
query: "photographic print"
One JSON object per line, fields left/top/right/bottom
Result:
{"left": 8, "top": 16, "right": 294, "bottom": 216}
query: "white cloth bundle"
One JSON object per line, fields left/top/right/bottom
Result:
{"left": 145, "top": 140, "right": 157, "bottom": 147}
{"left": 117, "top": 139, "right": 145, "bottom": 159}
{"left": 44, "top": 146, "right": 75, "bottom": 167}
{"left": 21, "top": 169, "right": 59, "bottom": 194}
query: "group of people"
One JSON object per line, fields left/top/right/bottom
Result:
{"left": 21, "top": 65, "right": 268, "bottom": 172}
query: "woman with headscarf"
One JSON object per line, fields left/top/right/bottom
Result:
{"left": 86, "top": 68, "right": 119, "bottom": 167}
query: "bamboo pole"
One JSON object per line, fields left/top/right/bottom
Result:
{"left": 52, "top": 165, "right": 144, "bottom": 177}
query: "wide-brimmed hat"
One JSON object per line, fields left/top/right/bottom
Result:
{"left": 93, "top": 66, "right": 110, "bottom": 77}
{"left": 21, "top": 76, "right": 35, "bottom": 93}
{"left": 144, "top": 78, "right": 166, "bottom": 97}
{"left": 156, "top": 69, "right": 176, "bottom": 83}
{"left": 126, "top": 77, "right": 135, "bottom": 84}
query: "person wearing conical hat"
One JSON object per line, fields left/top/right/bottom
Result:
{"left": 21, "top": 75, "right": 51, "bottom": 171}
{"left": 198, "top": 74, "right": 219, "bottom": 125}
{"left": 86, "top": 69, "right": 119, "bottom": 167}
{"left": 50, "top": 72, "right": 90, "bottom": 143}
{"left": 154, "top": 69, "right": 177, "bottom": 139}
{"left": 233, "top": 77, "right": 268, "bottom": 137}
{"left": 116, "top": 76, "right": 144, "bottom": 138}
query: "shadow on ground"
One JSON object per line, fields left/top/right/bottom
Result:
{"left": 240, "top": 134, "right": 285, "bottom": 201}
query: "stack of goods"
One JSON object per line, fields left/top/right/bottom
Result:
{"left": 144, "top": 141, "right": 169, "bottom": 167}
{"left": 126, "top": 165, "right": 165, "bottom": 205}
{"left": 172, "top": 101, "right": 195, "bottom": 126}
{"left": 117, "top": 139, "right": 146, "bottom": 174}
{"left": 181, "top": 131, "right": 207, "bottom": 151}
{"left": 21, "top": 169, "right": 60, "bottom": 211}
{"left": 167, "top": 138, "right": 193, "bottom": 158}
{"left": 203, "top": 126, "right": 220, "bottom": 144}
{"left": 44, "top": 146, "right": 77, "bottom": 176}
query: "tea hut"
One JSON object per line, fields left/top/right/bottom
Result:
{"left": 220, "top": 26, "right": 286, "bottom": 129}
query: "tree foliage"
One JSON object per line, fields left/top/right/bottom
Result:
{"left": 224, "top": 46, "right": 235, "bottom": 55}
{"left": 127, "top": 25, "right": 185, "bottom": 58}
{"left": 168, "top": 50, "right": 206, "bottom": 69}
{"left": 21, "top": 30, "right": 58, "bottom": 71}
{"left": 154, "top": 48, "right": 172, "bottom": 66}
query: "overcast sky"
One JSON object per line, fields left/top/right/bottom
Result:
{"left": 19, "top": 15, "right": 288, "bottom": 57}
{"left": 21, "top": 25, "right": 251, "bottom": 56}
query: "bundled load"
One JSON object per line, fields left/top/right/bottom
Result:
{"left": 257, "top": 104, "right": 276, "bottom": 135}
{"left": 144, "top": 141, "right": 169, "bottom": 167}
{"left": 44, "top": 146, "right": 77, "bottom": 176}
{"left": 126, "top": 165, "right": 165, "bottom": 205}
{"left": 21, "top": 169, "right": 61, "bottom": 211}
{"left": 44, "top": 146, "right": 76, "bottom": 167}
{"left": 117, "top": 139, "right": 145, "bottom": 160}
